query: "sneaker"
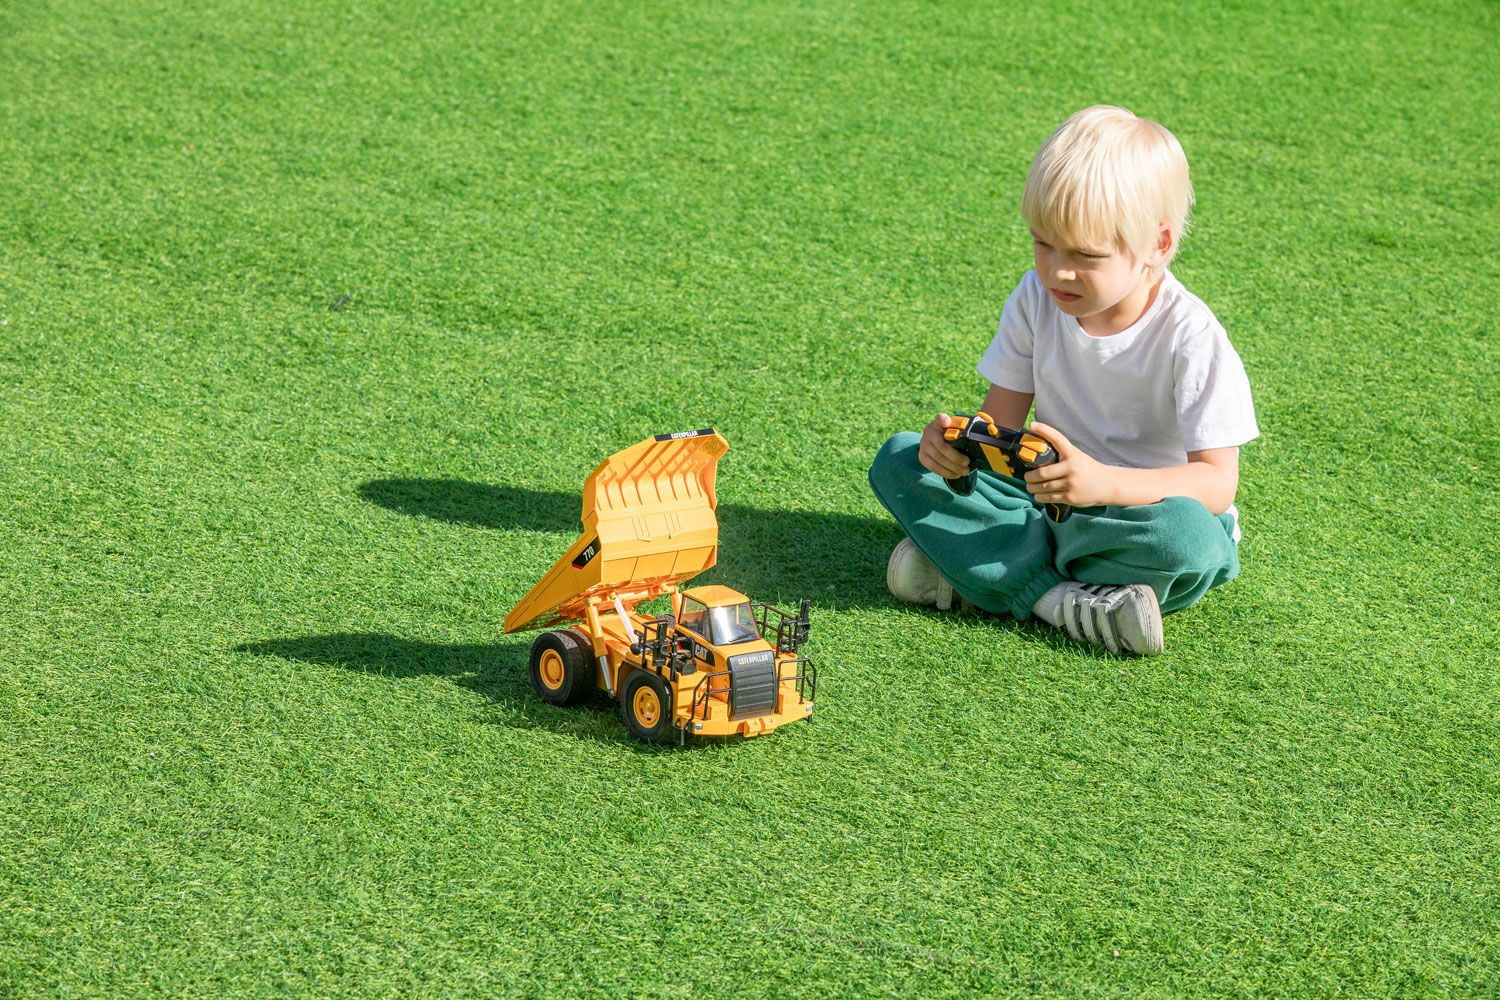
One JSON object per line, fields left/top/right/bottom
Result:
{"left": 886, "top": 537, "right": 956, "bottom": 610}
{"left": 1051, "top": 582, "right": 1163, "bottom": 656}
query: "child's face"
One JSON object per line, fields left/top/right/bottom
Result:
{"left": 1031, "top": 228, "right": 1158, "bottom": 330}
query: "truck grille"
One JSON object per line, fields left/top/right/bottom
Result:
{"left": 728, "top": 650, "right": 777, "bottom": 719}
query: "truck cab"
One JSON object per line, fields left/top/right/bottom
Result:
{"left": 667, "top": 585, "right": 786, "bottom": 723}
{"left": 674, "top": 586, "right": 763, "bottom": 660}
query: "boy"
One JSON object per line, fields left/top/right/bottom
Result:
{"left": 869, "top": 105, "right": 1258, "bottom": 656}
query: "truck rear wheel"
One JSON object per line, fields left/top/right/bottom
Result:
{"left": 620, "top": 670, "right": 674, "bottom": 743}
{"left": 529, "top": 629, "right": 595, "bottom": 706}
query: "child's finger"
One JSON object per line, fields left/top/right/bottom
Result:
{"left": 925, "top": 436, "right": 968, "bottom": 465}
{"left": 920, "top": 442, "right": 969, "bottom": 479}
{"left": 927, "top": 455, "right": 969, "bottom": 479}
{"left": 1023, "top": 463, "right": 1066, "bottom": 484}
{"left": 1028, "top": 421, "right": 1075, "bottom": 458}
{"left": 1025, "top": 470, "right": 1068, "bottom": 495}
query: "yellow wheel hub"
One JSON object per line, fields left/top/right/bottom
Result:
{"left": 538, "top": 649, "right": 566, "bottom": 691}
{"left": 632, "top": 686, "right": 662, "bottom": 727}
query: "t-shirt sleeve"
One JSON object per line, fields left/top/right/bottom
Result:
{"left": 1174, "top": 323, "right": 1260, "bottom": 452}
{"left": 976, "top": 278, "right": 1036, "bottom": 394}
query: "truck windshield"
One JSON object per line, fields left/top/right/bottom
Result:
{"left": 705, "top": 603, "right": 760, "bottom": 646}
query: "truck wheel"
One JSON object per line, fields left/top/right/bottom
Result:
{"left": 620, "top": 670, "right": 674, "bottom": 744}
{"left": 529, "top": 629, "right": 595, "bottom": 706}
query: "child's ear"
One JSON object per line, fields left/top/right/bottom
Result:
{"left": 1148, "top": 223, "right": 1173, "bottom": 266}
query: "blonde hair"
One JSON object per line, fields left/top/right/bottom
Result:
{"left": 1021, "top": 105, "right": 1194, "bottom": 275}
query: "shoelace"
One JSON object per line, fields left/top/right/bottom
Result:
{"left": 1060, "top": 584, "right": 1129, "bottom": 655}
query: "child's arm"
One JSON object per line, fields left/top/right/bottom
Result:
{"left": 978, "top": 384, "right": 1034, "bottom": 429}
{"left": 917, "top": 385, "right": 1034, "bottom": 478}
{"left": 1024, "top": 421, "right": 1241, "bottom": 515}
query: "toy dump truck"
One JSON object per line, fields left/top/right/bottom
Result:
{"left": 502, "top": 429, "right": 817, "bottom": 744}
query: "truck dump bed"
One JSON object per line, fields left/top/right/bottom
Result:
{"left": 502, "top": 429, "right": 729, "bottom": 634}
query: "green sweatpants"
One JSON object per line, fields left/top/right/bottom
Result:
{"left": 869, "top": 432, "right": 1241, "bottom": 618}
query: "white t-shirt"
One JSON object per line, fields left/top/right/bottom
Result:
{"left": 976, "top": 269, "right": 1259, "bottom": 470}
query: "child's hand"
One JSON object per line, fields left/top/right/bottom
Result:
{"left": 1023, "top": 422, "right": 1118, "bottom": 509}
{"left": 918, "top": 413, "right": 970, "bottom": 480}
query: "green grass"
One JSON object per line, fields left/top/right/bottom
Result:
{"left": 2, "top": 0, "right": 1497, "bottom": 995}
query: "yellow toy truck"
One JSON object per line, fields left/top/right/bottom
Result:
{"left": 502, "top": 429, "right": 817, "bottom": 744}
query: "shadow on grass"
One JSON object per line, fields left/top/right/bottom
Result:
{"left": 235, "top": 480, "right": 905, "bottom": 747}
{"left": 358, "top": 478, "right": 899, "bottom": 610}
{"left": 234, "top": 633, "right": 640, "bottom": 746}
{"left": 355, "top": 478, "right": 1081, "bottom": 649}
{"left": 237, "top": 478, "right": 1077, "bottom": 745}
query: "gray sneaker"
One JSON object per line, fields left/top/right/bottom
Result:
{"left": 886, "top": 537, "right": 956, "bottom": 610}
{"left": 1054, "top": 583, "right": 1163, "bottom": 656}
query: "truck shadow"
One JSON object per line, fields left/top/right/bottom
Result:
{"left": 234, "top": 480, "right": 901, "bottom": 747}
{"left": 234, "top": 633, "right": 649, "bottom": 746}
{"left": 358, "top": 478, "right": 900, "bottom": 611}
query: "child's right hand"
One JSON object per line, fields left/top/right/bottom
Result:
{"left": 918, "top": 413, "right": 971, "bottom": 480}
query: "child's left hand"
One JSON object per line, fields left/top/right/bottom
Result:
{"left": 1023, "top": 422, "right": 1119, "bottom": 509}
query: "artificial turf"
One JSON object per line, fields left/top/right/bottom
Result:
{"left": 2, "top": 0, "right": 1497, "bottom": 995}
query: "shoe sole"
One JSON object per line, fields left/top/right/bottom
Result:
{"left": 1118, "top": 583, "right": 1163, "bottom": 656}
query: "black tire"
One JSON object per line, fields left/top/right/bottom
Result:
{"left": 619, "top": 670, "right": 674, "bottom": 744}
{"left": 529, "top": 629, "right": 595, "bottom": 706}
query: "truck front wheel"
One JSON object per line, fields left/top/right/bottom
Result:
{"left": 620, "top": 670, "right": 674, "bottom": 743}
{"left": 529, "top": 629, "right": 595, "bottom": 706}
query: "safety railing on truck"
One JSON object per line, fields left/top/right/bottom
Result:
{"left": 688, "top": 657, "right": 816, "bottom": 728}
{"left": 751, "top": 599, "right": 811, "bottom": 655}
{"left": 630, "top": 615, "right": 690, "bottom": 681}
